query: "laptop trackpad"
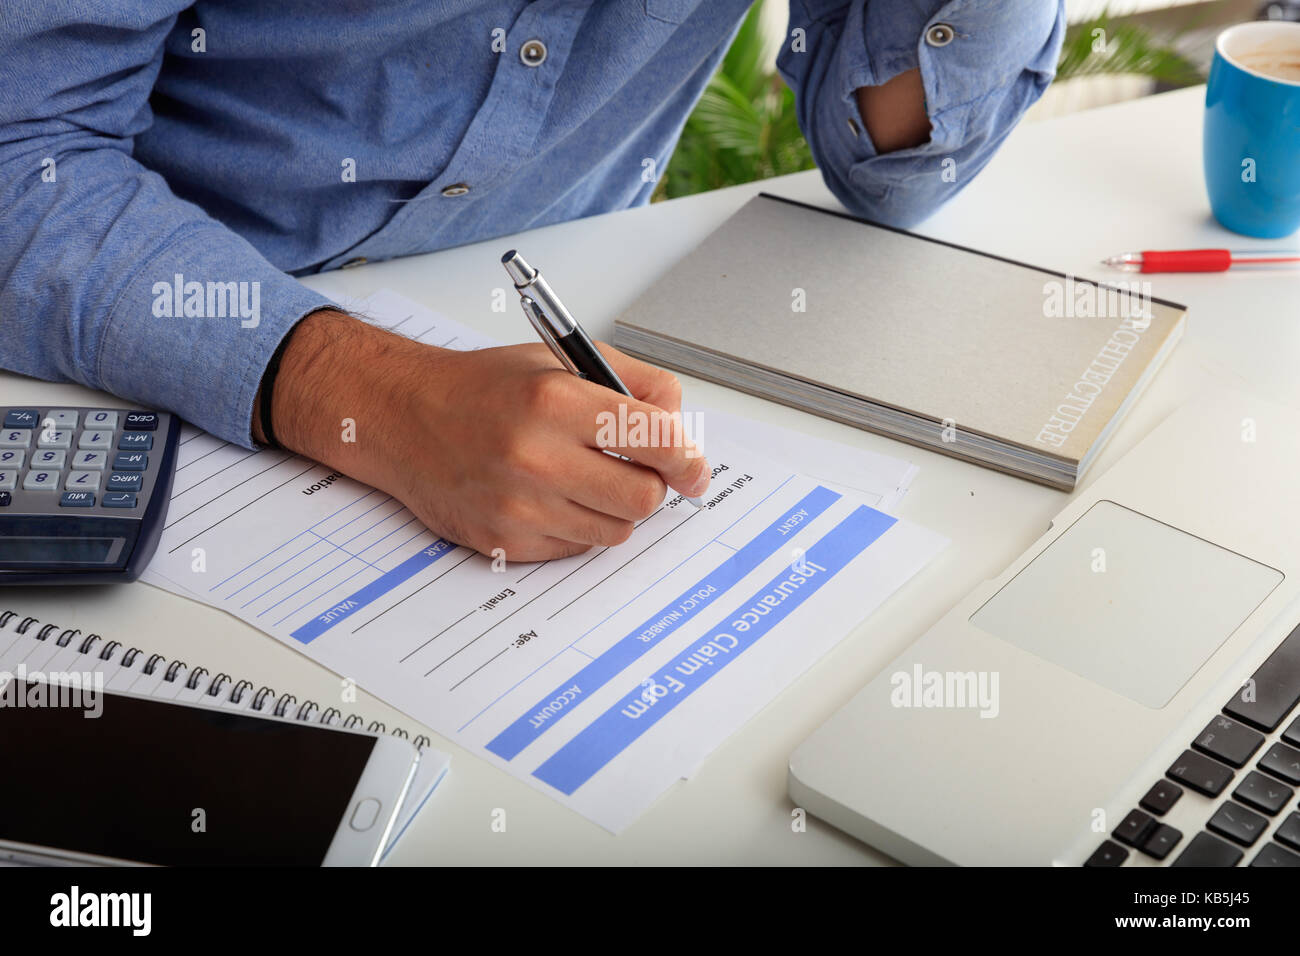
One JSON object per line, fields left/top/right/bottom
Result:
{"left": 970, "top": 500, "right": 1282, "bottom": 708}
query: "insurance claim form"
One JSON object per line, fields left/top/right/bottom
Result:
{"left": 142, "top": 290, "right": 945, "bottom": 831}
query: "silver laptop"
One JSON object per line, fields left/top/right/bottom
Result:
{"left": 790, "top": 389, "right": 1300, "bottom": 866}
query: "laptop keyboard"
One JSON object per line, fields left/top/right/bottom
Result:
{"left": 1085, "top": 619, "right": 1300, "bottom": 867}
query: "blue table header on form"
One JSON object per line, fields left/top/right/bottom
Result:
{"left": 532, "top": 504, "right": 897, "bottom": 794}
{"left": 486, "top": 485, "right": 844, "bottom": 760}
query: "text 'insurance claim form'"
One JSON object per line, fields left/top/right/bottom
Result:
{"left": 142, "top": 290, "right": 946, "bottom": 831}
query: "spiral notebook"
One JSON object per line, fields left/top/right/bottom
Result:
{"left": 0, "top": 606, "right": 450, "bottom": 862}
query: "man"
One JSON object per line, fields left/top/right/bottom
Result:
{"left": 0, "top": 2, "right": 1065, "bottom": 560}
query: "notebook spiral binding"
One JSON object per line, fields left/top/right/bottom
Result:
{"left": 0, "top": 609, "right": 431, "bottom": 752}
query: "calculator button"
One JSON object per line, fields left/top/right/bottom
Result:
{"left": 31, "top": 449, "right": 66, "bottom": 469}
{"left": 44, "top": 410, "right": 79, "bottom": 428}
{"left": 0, "top": 449, "right": 24, "bottom": 469}
{"left": 0, "top": 472, "right": 15, "bottom": 492}
{"left": 66, "top": 470, "right": 100, "bottom": 491}
{"left": 112, "top": 452, "right": 147, "bottom": 471}
{"left": 101, "top": 492, "right": 137, "bottom": 509}
{"left": 124, "top": 412, "right": 159, "bottom": 431}
{"left": 118, "top": 432, "right": 153, "bottom": 450}
{"left": 37, "top": 428, "right": 73, "bottom": 449}
{"left": 71, "top": 450, "right": 106, "bottom": 470}
{"left": 79, "top": 430, "right": 114, "bottom": 450}
{"left": 105, "top": 472, "right": 142, "bottom": 492}
{"left": 0, "top": 492, "right": 9, "bottom": 507}
{"left": 0, "top": 429, "right": 32, "bottom": 448}
{"left": 59, "top": 491, "right": 95, "bottom": 508}
{"left": 23, "top": 470, "right": 60, "bottom": 491}
{"left": 85, "top": 410, "right": 119, "bottom": 429}
{"left": 3, "top": 410, "right": 39, "bottom": 429}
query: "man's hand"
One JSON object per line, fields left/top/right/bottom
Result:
{"left": 255, "top": 309, "right": 710, "bottom": 562}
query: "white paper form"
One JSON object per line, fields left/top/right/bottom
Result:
{"left": 685, "top": 405, "right": 918, "bottom": 513}
{"left": 142, "top": 290, "right": 945, "bottom": 831}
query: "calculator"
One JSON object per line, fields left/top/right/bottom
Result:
{"left": 0, "top": 406, "right": 180, "bottom": 584}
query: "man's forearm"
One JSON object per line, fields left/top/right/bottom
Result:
{"left": 251, "top": 309, "right": 428, "bottom": 480}
{"left": 855, "top": 68, "right": 931, "bottom": 154}
{"left": 246, "top": 306, "right": 708, "bottom": 561}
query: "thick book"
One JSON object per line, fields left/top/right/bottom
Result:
{"left": 614, "top": 194, "right": 1187, "bottom": 489}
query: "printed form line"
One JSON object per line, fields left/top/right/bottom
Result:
{"left": 167, "top": 460, "right": 312, "bottom": 548}
{"left": 208, "top": 488, "right": 384, "bottom": 590}
{"left": 423, "top": 547, "right": 608, "bottom": 677}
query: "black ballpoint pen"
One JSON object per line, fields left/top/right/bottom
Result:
{"left": 500, "top": 249, "right": 704, "bottom": 508}
{"left": 501, "top": 249, "right": 632, "bottom": 393}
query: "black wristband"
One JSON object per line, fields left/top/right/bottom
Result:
{"left": 258, "top": 319, "right": 306, "bottom": 449}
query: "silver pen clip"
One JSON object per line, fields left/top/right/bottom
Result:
{"left": 520, "top": 295, "right": 583, "bottom": 377}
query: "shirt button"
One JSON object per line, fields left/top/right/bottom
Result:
{"left": 440, "top": 183, "right": 471, "bottom": 197}
{"left": 341, "top": 257, "right": 367, "bottom": 268}
{"left": 925, "top": 23, "right": 956, "bottom": 47}
{"left": 520, "top": 39, "right": 547, "bottom": 67}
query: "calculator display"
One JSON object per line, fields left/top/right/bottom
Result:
{"left": 0, "top": 537, "right": 123, "bottom": 564}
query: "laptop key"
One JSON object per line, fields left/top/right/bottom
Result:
{"left": 1166, "top": 749, "right": 1234, "bottom": 797}
{"left": 1257, "top": 742, "right": 1300, "bottom": 785}
{"left": 1113, "top": 808, "right": 1156, "bottom": 847}
{"left": 1274, "top": 812, "right": 1300, "bottom": 852}
{"left": 1084, "top": 840, "right": 1128, "bottom": 867}
{"left": 1250, "top": 842, "right": 1300, "bottom": 867}
{"left": 1140, "top": 824, "right": 1182, "bottom": 861}
{"left": 1284, "top": 716, "right": 1300, "bottom": 749}
{"left": 1222, "top": 621, "right": 1300, "bottom": 732}
{"left": 1139, "top": 781, "right": 1183, "bottom": 816}
{"left": 1193, "top": 715, "right": 1264, "bottom": 768}
{"left": 1232, "top": 770, "right": 1294, "bottom": 815}
{"left": 1172, "top": 832, "right": 1243, "bottom": 867}
{"left": 1207, "top": 802, "right": 1267, "bottom": 846}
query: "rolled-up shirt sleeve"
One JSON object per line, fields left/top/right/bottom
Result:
{"left": 0, "top": 3, "right": 332, "bottom": 449}
{"left": 780, "top": 0, "right": 1066, "bottom": 227}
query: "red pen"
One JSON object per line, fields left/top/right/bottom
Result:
{"left": 1102, "top": 249, "right": 1300, "bottom": 273}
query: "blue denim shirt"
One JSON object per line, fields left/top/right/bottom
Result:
{"left": 0, "top": 1, "right": 1064, "bottom": 449}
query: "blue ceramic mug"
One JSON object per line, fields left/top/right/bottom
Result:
{"left": 1204, "top": 21, "right": 1300, "bottom": 238}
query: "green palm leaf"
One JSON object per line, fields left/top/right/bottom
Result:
{"left": 659, "top": 0, "right": 814, "bottom": 200}
{"left": 1058, "top": 16, "right": 1202, "bottom": 85}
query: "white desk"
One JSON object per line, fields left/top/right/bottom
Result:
{"left": 4, "top": 87, "right": 1297, "bottom": 865}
